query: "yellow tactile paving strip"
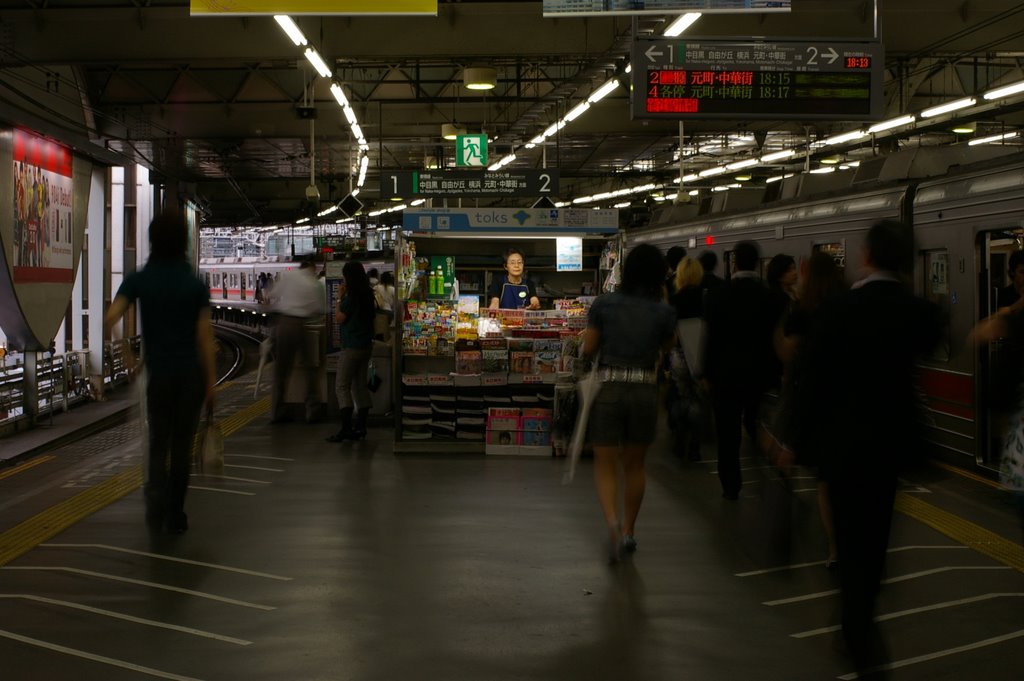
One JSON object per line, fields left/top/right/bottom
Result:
{"left": 0, "top": 456, "right": 55, "bottom": 481}
{"left": 0, "top": 396, "right": 269, "bottom": 567}
{"left": 895, "top": 493, "right": 1024, "bottom": 573}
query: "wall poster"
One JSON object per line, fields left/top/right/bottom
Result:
{"left": 12, "top": 129, "right": 75, "bottom": 284}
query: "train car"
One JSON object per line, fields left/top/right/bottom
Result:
{"left": 198, "top": 257, "right": 395, "bottom": 305}
{"left": 629, "top": 147, "right": 1024, "bottom": 473}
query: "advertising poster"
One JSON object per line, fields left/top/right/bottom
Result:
{"left": 12, "top": 129, "right": 74, "bottom": 284}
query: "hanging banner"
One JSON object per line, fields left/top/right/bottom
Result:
{"left": 12, "top": 129, "right": 75, "bottom": 284}
{"left": 190, "top": 1, "right": 437, "bottom": 15}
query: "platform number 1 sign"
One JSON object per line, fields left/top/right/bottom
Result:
{"left": 456, "top": 135, "right": 487, "bottom": 167}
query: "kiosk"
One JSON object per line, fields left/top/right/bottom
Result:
{"left": 393, "top": 207, "right": 620, "bottom": 454}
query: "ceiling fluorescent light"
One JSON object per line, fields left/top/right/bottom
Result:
{"left": 411, "top": 199, "right": 426, "bottom": 206}
{"left": 296, "top": 217, "right": 310, "bottom": 224}
{"left": 613, "top": 202, "right": 630, "bottom": 208}
{"left": 330, "top": 83, "right": 349, "bottom": 108}
{"left": 983, "top": 80, "right": 1024, "bottom": 100}
{"left": 274, "top": 15, "right": 308, "bottom": 46}
{"left": 810, "top": 166, "right": 836, "bottom": 174}
{"left": 726, "top": 158, "right": 758, "bottom": 171}
{"left": 530, "top": 135, "right": 546, "bottom": 145}
{"left": 351, "top": 123, "right": 364, "bottom": 141}
{"left": 682, "top": 174, "right": 700, "bottom": 183}
{"left": 867, "top": 114, "right": 915, "bottom": 134}
{"left": 765, "top": 174, "right": 786, "bottom": 183}
{"left": 968, "top": 131, "right": 1020, "bottom": 146}
{"left": 317, "top": 205, "right": 339, "bottom": 217}
{"left": 663, "top": 13, "right": 701, "bottom": 37}
{"left": 564, "top": 101, "right": 591, "bottom": 122}
{"left": 698, "top": 166, "right": 727, "bottom": 178}
{"left": 525, "top": 143, "right": 537, "bottom": 149}
{"left": 344, "top": 107, "right": 357, "bottom": 125}
{"left": 304, "top": 47, "right": 332, "bottom": 78}
{"left": 712, "top": 185, "right": 729, "bottom": 192}
{"left": 688, "top": 189, "right": 700, "bottom": 196}
{"left": 824, "top": 130, "right": 867, "bottom": 145}
{"left": 588, "top": 79, "right": 620, "bottom": 104}
{"left": 760, "top": 149, "right": 794, "bottom": 162}
{"left": 921, "top": 97, "right": 976, "bottom": 118}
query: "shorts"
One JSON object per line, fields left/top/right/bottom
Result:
{"left": 587, "top": 382, "right": 659, "bottom": 446}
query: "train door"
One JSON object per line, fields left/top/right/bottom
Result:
{"left": 976, "top": 228, "right": 1024, "bottom": 469}
{"left": 240, "top": 271, "right": 247, "bottom": 301}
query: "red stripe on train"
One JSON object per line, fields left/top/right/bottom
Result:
{"left": 918, "top": 368, "right": 974, "bottom": 420}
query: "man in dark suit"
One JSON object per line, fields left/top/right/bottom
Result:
{"left": 798, "top": 220, "right": 942, "bottom": 679}
{"left": 703, "top": 241, "right": 776, "bottom": 499}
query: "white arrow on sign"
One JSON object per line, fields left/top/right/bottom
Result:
{"left": 824, "top": 47, "right": 839, "bottom": 64}
{"left": 645, "top": 44, "right": 664, "bottom": 62}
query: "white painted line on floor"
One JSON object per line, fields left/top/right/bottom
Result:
{"left": 888, "top": 545, "right": 971, "bottom": 553}
{"left": 189, "top": 474, "right": 271, "bottom": 484}
{"left": 224, "top": 464, "right": 285, "bottom": 473}
{"left": 882, "top": 565, "right": 1011, "bottom": 586}
{"left": 0, "top": 567, "right": 274, "bottom": 610}
{"left": 224, "top": 454, "right": 294, "bottom": 462}
{"left": 836, "top": 629, "right": 1024, "bottom": 680}
{"left": 792, "top": 592, "right": 1024, "bottom": 638}
{"left": 737, "top": 560, "right": 833, "bottom": 577}
{"left": 764, "top": 588, "right": 840, "bottom": 606}
{"left": 0, "top": 628, "right": 206, "bottom": 681}
{"left": 189, "top": 486, "right": 256, "bottom": 496}
{"left": 764, "top": 566, "right": 1011, "bottom": 606}
{"left": 39, "top": 544, "right": 293, "bottom": 581}
{"left": 737, "top": 547, "right": 970, "bottom": 577}
{"left": 0, "top": 594, "right": 251, "bottom": 645}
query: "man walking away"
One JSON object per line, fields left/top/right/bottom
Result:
{"left": 703, "top": 241, "right": 776, "bottom": 499}
{"left": 798, "top": 220, "right": 942, "bottom": 679}
{"left": 269, "top": 257, "right": 326, "bottom": 423}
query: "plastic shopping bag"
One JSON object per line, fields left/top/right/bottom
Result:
{"left": 562, "top": 359, "right": 602, "bottom": 484}
{"left": 196, "top": 410, "right": 224, "bottom": 476}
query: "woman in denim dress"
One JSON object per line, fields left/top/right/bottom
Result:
{"left": 582, "top": 244, "right": 676, "bottom": 562}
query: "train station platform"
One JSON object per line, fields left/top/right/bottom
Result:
{"left": 0, "top": 372, "right": 1022, "bottom": 681}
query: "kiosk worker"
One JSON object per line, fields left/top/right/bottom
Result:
{"left": 489, "top": 248, "right": 541, "bottom": 310}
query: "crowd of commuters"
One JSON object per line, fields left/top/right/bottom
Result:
{"left": 108, "top": 213, "right": 1024, "bottom": 681}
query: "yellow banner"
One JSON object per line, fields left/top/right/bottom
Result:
{"left": 191, "top": 1, "right": 436, "bottom": 15}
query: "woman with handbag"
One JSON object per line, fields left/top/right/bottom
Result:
{"left": 327, "top": 260, "right": 376, "bottom": 442}
{"left": 582, "top": 244, "right": 677, "bottom": 563}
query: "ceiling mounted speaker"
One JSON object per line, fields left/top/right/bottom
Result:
{"left": 463, "top": 66, "right": 497, "bottom": 91}
{"left": 441, "top": 123, "right": 466, "bottom": 140}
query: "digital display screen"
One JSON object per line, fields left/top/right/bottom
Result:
{"left": 644, "top": 69, "right": 872, "bottom": 116}
{"left": 845, "top": 56, "right": 871, "bottom": 69}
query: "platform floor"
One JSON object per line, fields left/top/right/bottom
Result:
{"left": 0, "top": 374, "right": 1022, "bottom": 681}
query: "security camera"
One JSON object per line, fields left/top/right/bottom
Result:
{"left": 305, "top": 184, "right": 320, "bottom": 201}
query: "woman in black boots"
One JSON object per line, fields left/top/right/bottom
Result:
{"left": 327, "top": 261, "right": 376, "bottom": 442}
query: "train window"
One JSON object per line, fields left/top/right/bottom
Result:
{"left": 812, "top": 241, "right": 846, "bottom": 272}
{"left": 922, "top": 249, "right": 951, "bottom": 362}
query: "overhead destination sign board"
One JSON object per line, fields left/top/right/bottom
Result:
{"left": 543, "top": 1, "right": 790, "bottom": 17}
{"left": 190, "top": 1, "right": 437, "bottom": 15}
{"left": 381, "top": 170, "right": 558, "bottom": 199}
{"left": 631, "top": 38, "right": 883, "bottom": 121}
{"left": 403, "top": 208, "right": 617, "bottom": 234}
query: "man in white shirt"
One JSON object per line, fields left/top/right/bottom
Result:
{"left": 269, "top": 258, "right": 326, "bottom": 423}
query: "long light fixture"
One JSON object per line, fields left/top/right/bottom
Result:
{"left": 983, "top": 80, "right": 1024, "bottom": 100}
{"left": 921, "top": 97, "right": 976, "bottom": 118}
{"left": 303, "top": 47, "right": 332, "bottom": 78}
{"left": 824, "top": 130, "right": 868, "bottom": 145}
{"left": 588, "top": 79, "right": 621, "bottom": 104}
{"left": 274, "top": 15, "right": 307, "bottom": 46}
{"left": 760, "top": 149, "right": 794, "bottom": 162}
{"left": 968, "top": 131, "right": 1020, "bottom": 146}
{"left": 698, "top": 166, "right": 728, "bottom": 178}
{"left": 867, "top": 114, "right": 915, "bottom": 134}
{"left": 564, "top": 101, "right": 591, "bottom": 122}
{"left": 663, "top": 13, "right": 701, "bottom": 37}
{"left": 488, "top": 153, "right": 517, "bottom": 172}
{"left": 726, "top": 158, "right": 758, "bottom": 171}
